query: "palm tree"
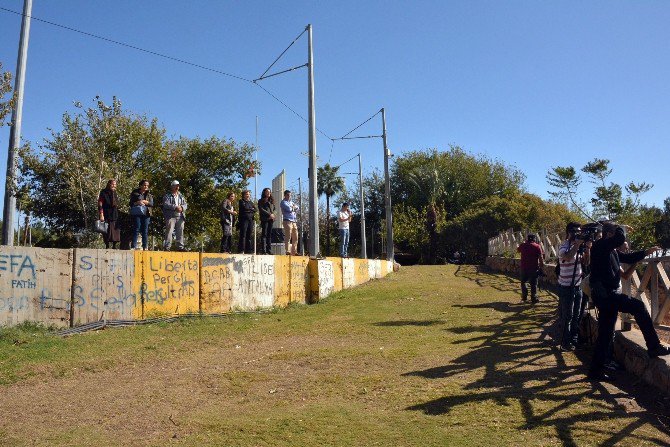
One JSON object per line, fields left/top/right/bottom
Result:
{"left": 317, "top": 163, "right": 345, "bottom": 256}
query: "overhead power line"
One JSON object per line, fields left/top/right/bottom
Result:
{"left": 0, "top": 6, "right": 335, "bottom": 139}
{"left": 0, "top": 6, "right": 252, "bottom": 83}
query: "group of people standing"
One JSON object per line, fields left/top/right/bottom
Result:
{"left": 220, "top": 188, "right": 299, "bottom": 255}
{"left": 517, "top": 222, "right": 669, "bottom": 382}
{"left": 98, "top": 179, "right": 302, "bottom": 254}
{"left": 97, "top": 180, "right": 354, "bottom": 257}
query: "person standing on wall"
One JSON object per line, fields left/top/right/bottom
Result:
{"left": 98, "top": 179, "right": 121, "bottom": 249}
{"left": 129, "top": 179, "right": 154, "bottom": 251}
{"left": 587, "top": 222, "right": 669, "bottom": 381}
{"left": 280, "top": 190, "right": 299, "bottom": 256}
{"left": 258, "top": 188, "right": 276, "bottom": 255}
{"left": 220, "top": 192, "right": 237, "bottom": 253}
{"left": 338, "top": 202, "right": 352, "bottom": 258}
{"left": 238, "top": 190, "right": 256, "bottom": 254}
{"left": 162, "top": 180, "right": 187, "bottom": 251}
{"left": 517, "top": 234, "right": 544, "bottom": 304}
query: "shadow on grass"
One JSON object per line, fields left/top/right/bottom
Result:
{"left": 404, "top": 265, "right": 670, "bottom": 447}
{"left": 373, "top": 320, "right": 446, "bottom": 327}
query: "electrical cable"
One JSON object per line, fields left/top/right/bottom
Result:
{"left": 0, "top": 6, "right": 253, "bottom": 83}
{"left": 0, "top": 7, "right": 350, "bottom": 158}
{"left": 336, "top": 109, "right": 382, "bottom": 140}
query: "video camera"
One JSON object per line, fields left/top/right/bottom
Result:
{"left": 571, "top": 222, "right": 602, "bottom": 242}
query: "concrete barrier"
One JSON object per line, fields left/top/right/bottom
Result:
{"left": 0, "top": 247, "right": 73, "bottom": 327}
{"left": 289, "top": 256, "right": 310, "bottom": 304}
{"left": 200, "top": 253, "right": 235, "bottom": 314}
{"left": 0, "top": 246, "right": 393, "bottom": 327}
{"left": 354, "top": 259, "right": 369, "bottom": 286}
{"left": 325, "top": 257, "right": 344, "bottom": 292}
{"left": 309, "top": 259, "right": 335, "bottom": 303}
{"left": 274, "top": 255, "right": 291, "bottom": 307}
{"left": 72, "top": 249, "right": 136, "bottom": 325}
{"left": 368, "top": 259, "right": 382, "bottom": 279}
{"left": 135, "top": 251, "right": 200, "bottom": 318}
{"left": 342, "top": 258, "right": 356, "bottom": 289}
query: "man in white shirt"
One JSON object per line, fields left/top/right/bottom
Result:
{"left": 338, "top": 202, "right": 352, "bottom": 258}
{"left": 557, "top": 222, "right": 590, "bottom": 351}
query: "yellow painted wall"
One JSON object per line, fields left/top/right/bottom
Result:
{"left": 274, "top": 255, "right": 291, "bottom": 307}
{"left": 134, "top": 251, "right": 199, "bottom": 318}
{"left": 289, "top": 256, "right": 310, "bottom": 304}
{"left": 325, "top": 257, "right": 344, "bottom": 292}
{"left": 200, "top": 253, "right": 234, "bottom": 314}
{"left": 354, "top": 259, "right": 369, "bottom": 286}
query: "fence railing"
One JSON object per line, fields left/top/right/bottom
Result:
{"left": 487, "top": 228, "right": 562, "bottom": 262}
{"left": 488, "top": 229, "right": 670, "bottom": 331}
{"left": 622, "top": 257, "right": 670, "bottom": 330}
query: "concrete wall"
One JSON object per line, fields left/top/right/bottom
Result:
{"left": 0, "top": 247, "right": 72, "bottom": 327}
{"left": 73, "top": 249, "right": 136, "bottom": 325}
{"left": 0, "top": 246, "right": 394, "bottom": 327}
{"left": 135, "top": 251, "right": 200, "bottom": 318}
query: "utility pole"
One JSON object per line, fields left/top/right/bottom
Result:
{"left": 254, "top": 116, "right": 259, "bottom": 255}
{"left": 307, "top": 24, "right": 319, "bottom": 257}
{"left": 358, "top": 153, "right": 367, "bottom": 259}
{"left": 3, "top": 0, "right": 32, "bottom": 246}
{"left": 381, "top": 108, "right": 393, "bottom": 262}
{"left": 298, "top": 176, "right": 304, "bottom": 256}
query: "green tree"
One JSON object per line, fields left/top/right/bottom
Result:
{"left": 442, "top": 193, "right": 578, "bottom": 262}
{"left": 547, "top": 158, "right": 653, "bottom": 222}
{"left": 392, "top": 147, "right": 525, "bottom": 218}
{"left": 655, "top": 198, "right": 670, "bottom": 255}
{"left": 19, "top": 97, "right": 255, "bottom": 249}
{"left": 0, "top": 62, "right": 15, "bottom": 126}
{"left": 317, "top": 163, "right": 345, "bottom": 256}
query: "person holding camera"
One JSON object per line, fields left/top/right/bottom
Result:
{"left": 557, "top": 222, "right": 591, "bottom": 352}
{"left": 588, "top": 222, "right": 669, "bottom": 381}
{"left": 517, "top": 234, "right": 544, "bottom": 303}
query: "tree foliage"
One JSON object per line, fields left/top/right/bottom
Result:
{"left": 317, "top": 163, "right": 345, "bottom": 256}
{"left": 391, "top": 146, "right": 525, "bottom": 219}
{"left": 0, "top": 62, "right": 14, "bottom": 127}
{"left": 19, "top": 97, "right": 255, "bottom": 249}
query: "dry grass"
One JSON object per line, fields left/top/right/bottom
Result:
{"left": 1, "top": 265, "right": 669, "bottom": 446}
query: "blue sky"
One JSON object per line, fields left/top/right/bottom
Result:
{"left": 1, "top": 0, "right": 669, "bottom": 218}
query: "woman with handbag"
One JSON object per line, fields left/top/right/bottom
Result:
{"left": 129, "top": 179, "right": 154, "bottom": 250}
{"left": 98, "top": 179, "right": 121, "bottom": 249}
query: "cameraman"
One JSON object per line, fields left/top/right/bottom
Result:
{"left": 517, "top": 234, "right": 544, "bottom": 304}
{"left": 557, "top": 222, "right": 590, "bottom": 352}
{"left": 588, "top": 222, "right": 668, "bottom": 381}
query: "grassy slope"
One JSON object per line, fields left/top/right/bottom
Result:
{"left": 0, "top": 265, "right": 668, "bottom": 447}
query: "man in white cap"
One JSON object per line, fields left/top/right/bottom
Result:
{"left": 162, "top": 180, "right": 188, "bottom": 250}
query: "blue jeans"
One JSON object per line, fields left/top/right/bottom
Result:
{"left": 558, "top": 285, "right": 583, "bottom": 347}
{"left": 339, "top": 228, "right": 350, "bottom": 257}
{"left": 132, "top": 215, "right": 150, "bottom": 249}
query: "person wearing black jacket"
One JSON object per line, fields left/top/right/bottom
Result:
{"left": 238, "top": 190, "right": 257, "bottom": 254}
{"left": 257, "top": 188, "right": 276, "bottom": 255}
{"left": 129, "top": 179, "right": 154, "bottom": 250}
{"left": 588, "top": 222, "right": 668, "bottom": 381}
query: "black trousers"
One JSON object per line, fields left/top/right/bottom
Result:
{"left": 238, "top": 218, "right": 254, "bottom": 254}
{"left": 260, "top": 220, "right": 273, "bottom": 254}
{"left": 590, "top": 282, "right": 661, "bottom": 372}
{"left": 520, "top": 269, "right": 538, "bottom": 300}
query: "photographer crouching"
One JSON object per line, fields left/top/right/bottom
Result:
{"left": 557, "top": 222, "right": 592, "bottom": 352}
{"left": 588, "top": 222, "right": 669, "bottom": 381}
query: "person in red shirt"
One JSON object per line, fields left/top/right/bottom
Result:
{"left": 517, "top": 234, "right": 545, "bottom": 303}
